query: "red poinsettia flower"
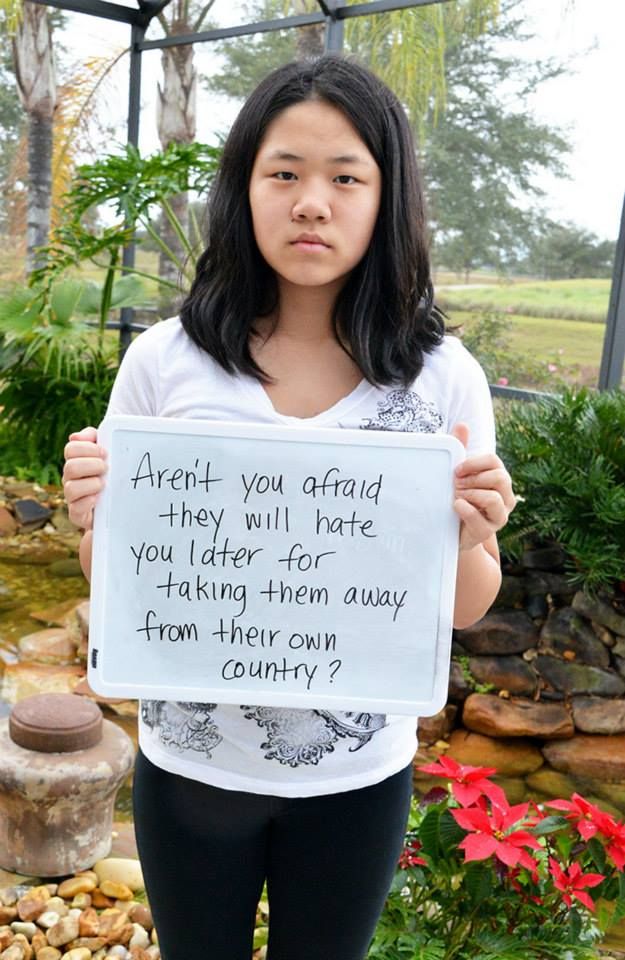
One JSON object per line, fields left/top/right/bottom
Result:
{"left": 545, "top": 793, "right": 610, "bottom": 841}
{"left": 592, "top": 813, "right": 625, "bottom": 870}
{"left": 416, "top": 755, "right": 507, "bottom": 808}
{"left": 450, "top": 798, "right": 541, "bottom": 871}
{"left": 398, "top": 838, "right": 427, "bottom": 869}
{"left": 548, "top": 857, "right": 604, "bottom": 912}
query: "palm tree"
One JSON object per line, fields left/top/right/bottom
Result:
{"left": 1, "top": 0, "right": 57, "bottom": 272}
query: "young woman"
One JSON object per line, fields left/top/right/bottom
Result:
{"left": 63, "top": 55, "right": 516, "bottom": 960}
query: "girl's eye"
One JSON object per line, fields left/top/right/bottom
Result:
{"left": 334, "top": 175, "right": 357, "bottom": 185}
{"left": 273, "top": 171, "right": 297, "bottom": 181}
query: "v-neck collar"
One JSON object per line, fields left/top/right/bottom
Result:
{"left": 242, "top": 375, "right": 374, "bottom": 426}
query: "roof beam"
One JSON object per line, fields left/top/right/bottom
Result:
{"left": 140, "top": 11, "right": 325, "bottom": 51}
{"left": 335, "top": 0, "right": 454, "bottom": 17}
{"left": 28, "top": 0, "right": 141, "bottom": 24}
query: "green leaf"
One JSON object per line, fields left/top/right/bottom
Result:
{"left": 587, "top": 836, "right": 607, "bottom": 873}
{"left": 49, "top": 279, "right": 85, "bottom": 325}
{"left": 418, "top": 807, "right": 441, "bottom": 859}
{"left": 530, "top": 815, "right": 569, "bottom": 837}
{"left": 464, "top": 861, "right": 493, "bottom": 907}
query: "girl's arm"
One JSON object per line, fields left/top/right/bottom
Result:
{"left": 63, "top": 426, "right": 107, "bottom": 583}
{"left": 450, "top": 423, "right": 516, "bottom": 629}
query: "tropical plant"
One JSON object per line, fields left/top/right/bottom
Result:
{"left": 496, "top": 388, "right": 625, "bottom": 591}
{"left": 368, "top": 756, "right": 625, "bottom": 960}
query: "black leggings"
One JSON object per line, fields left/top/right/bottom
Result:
{"left": 133, "top": 749, "right": 413, "bottom": 960}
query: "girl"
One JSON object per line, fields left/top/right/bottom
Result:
{"left": 63, "top": 55, "right": 516, "bottom": 960}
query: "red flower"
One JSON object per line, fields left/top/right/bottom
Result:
{"left": 545, "top": 793, "right": 610, "bottom": 841}
{"left": 399, "top": 838, "right": 427, "bottom": 869}
{"left": 450, "top": 798, "right": 541, "bottom": 871}
{"left": 417, "top": 755, "right": 507, "bottom": 809}
{"left": 593, "top": 813, "right": 625, "bottom": 871}
{"left": 548, "top": 857, "right": 604, "bottom": 912}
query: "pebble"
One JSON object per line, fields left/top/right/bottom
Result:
{"left": 145, "top": 948, "right": 160, "bottom": 960}
{"left": 128, "top": 905, "right": 152, "bottom": 931}
{"left": 57, "top": 878, "right": 96, "bottom": 899}
{"left": 129, "top": 924, "right": 149, "bottom": 949}
{"left": 0, "top": 908, "right": 17, "bottom": 925}
{"left": 43, "top": 899, "right": 68, "bottom": 917}
{"left": 0, "top": 945, "right": 25, "bottom": 960}
{"left": 94, "top": 861, "right": 144, "bottom": 893}
{"left": 64, "top": 949, "right": 92, "bottom": 960}
{"left": 46, "top": 914, "right": 80, "bottom": 947}
{"left": 107, "top": 947, "right": 129, "bottom": 958}
{"left": 35, "top": 949, "right": 62, "bottom": 960}
{"left": 71, "top": 894, "right": 92, "bottom": 910}
{"left": 68, "top": 909, "right": 82, "bottom": 920}
{"left": 36, "top": 912, "right": 61, "bottom": 929}
{"left": 74, "top": 872, "right": 98, "bottom": 887}
{"left": 11, "top": 936, "right": 31, "bottom": 960}
{"left": 9, "top": 922, "right": 35, "bottom": 940}
{"left": 100, "top": 882, "right": 133, "bottom": 902}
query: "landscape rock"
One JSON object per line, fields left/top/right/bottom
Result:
{"left": 572, "top": 590, "right": 625, "bottom": 637}
{"left": 535, "top": 655, "right": 625, "bottom": 696}
{"left": 93, "top": 863, "right": 144, "bottom": 895}
{"left": 0, "top": 663, "right": 84, "bottom": 703}
{"left": 525, "top": 570, "right": 576, "bottom": 602}
{"left": 13, "top": 500, "right": 52, "bottom": 532}
{"left": 446, "top": 728, "right": 544, "bottom": 776}
{"left": 525, "top": 767, "right": 578, "bottom": 798}
{"left": 46, "top": 915, "right": 80, "bottom": 947}
{"left": 48, "top": 559, "right": 83, "bottom": 578}
{"left": 493, "top": 575, "right": 526, "bottom": 609}
{"left": 51, "top": 506, "right": 76, "bottom": 535}
{"left": 522, "top": 544, "right": 567, "bottom": 570}
{"left": 571, "top": 697, "right": 625, "bottom": 735}
{"left": 540, "top": 607, "right": 610, "bottom": 667}
{"left": 17, "top": 629, "right": 77, "bottom": 666}
{"left": 34, "top": 948, "right": 61, "bottom": 960}
{"left": 462, "top": 693, "right": 574, "bottom": 739}
{"left": 9, "top": 923, "right": 35, "bottom": 940}
{"left": 455, "top": 610, "right": 538, "bottom": 656}
{"left": 417, "top": 705, "right": 457, "bottom": 746}
{"left": 467, "top": 655, "right": 537, "bottom": 695}
{"left": 57, "top": 878, "right": 96, "bottom": 900}
{"left": 0, "top": 540, "right": 70, "bottom": 566}
{"left": 0, "top": 509, "right": 17, "bottom": 538}
{"left": 447, "top": 660, "right": 472, "bottom": 700}
{"left": 543, "top": 734, "right": 625, "bottom": 782}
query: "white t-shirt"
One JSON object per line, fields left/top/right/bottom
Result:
{"left": 104, "top": 316, "right": 495, "bottom": 797}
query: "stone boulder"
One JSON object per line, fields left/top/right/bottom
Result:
{"left": 455, "top": 610, "right": 539, "bottom": 656}
{"left": 540, "top": 607, "right": 610, "bottom": 668}
{"left": 467, "top": 654, "right": 537, "bottom": 695}
{"left": 0, "top": 662, "right": 84, "bottom": 703}
{"left": 535, "top": 655, "right": 625, "bottom": 696}
{"left": 447, "top": 728, "right": 544, "bottom": 776}
{"left": 571, "top": 696, "right": 625, "bottom": 735}
{"left": 18, "top": 628, "right": 78, "bottom": 666}
{"left": 543, "top": 734, "right": 625, "bottom": 782}
{"left": 572, "top": 590, "right": 625, "bottom": 637}
{"left": 417, "top": 705, "right": 457, "bottom": 746}
{"left": 462, "top": 693, "right": 574, "bottom": 740}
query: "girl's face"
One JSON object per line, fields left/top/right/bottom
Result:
{"left": 249, "top": 99, "right": 382, "bottom": 300}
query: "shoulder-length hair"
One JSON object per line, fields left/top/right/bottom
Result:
{"left": 180, "top": 55, "right": 444, "bottom": 386}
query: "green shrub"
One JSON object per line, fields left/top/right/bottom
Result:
{"left": 496, "top": 388, "right": 625, "bottom": 590}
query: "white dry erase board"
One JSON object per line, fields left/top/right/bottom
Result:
{"left": 89, "top": 416, "right": 464, "bottom": 716}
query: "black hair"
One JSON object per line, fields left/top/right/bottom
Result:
{"left": 180, "top": 55, "right": 444, "bottom": 386}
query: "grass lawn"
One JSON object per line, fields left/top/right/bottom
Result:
{"left": 437, "top": 278, "right": 611, "bottom": 323}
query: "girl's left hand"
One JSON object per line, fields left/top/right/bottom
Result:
{"left": 451, "top": 423, "right": 517, "bottom": 552}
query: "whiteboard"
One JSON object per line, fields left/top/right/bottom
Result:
{"left": 89, "top": 416, "right": 463, "bottom": 716}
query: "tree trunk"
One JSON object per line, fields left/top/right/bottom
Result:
{"left": 293, "top": 0, "right": 324, "bottom": 59}
{"left": 157, "top": 41, "right": 197, "bottom": 316}
{"left": 12, "top": 0, "right": 56, "bottom": 273}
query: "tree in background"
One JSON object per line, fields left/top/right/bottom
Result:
{"left": 423, "top": 0, "right": 571, "bottom": 277}
{"left": 523, "top": 221, "right": 616, "bottom": 280}
{"left": 0, "top": 45, "right": 24, "bottom": 244}
{"left": 1, "top": 0, "right": 57, "bottom": 272}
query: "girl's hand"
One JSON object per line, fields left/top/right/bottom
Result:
{"left": 62, "top": 427, "right": 108, "bottom": 531}
{"left": 451, "top": 423, "right": 516, "bottom": 552}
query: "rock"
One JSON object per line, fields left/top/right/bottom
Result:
{"left": 593, "top": 622, "right": 616, "bottom": 647}
{"left": 46, "top": 915, "right": 80, "bottom": 947}
{"left": 36, "top": 912, "right": 61, "bottom": 929}
{"left": 493, "top": 575, "right": 525, "bottom": 609}
{"left": 572, "top": 591, "right": 625, "bottom": 638}
{"left": 127, "top": 907, "right": 152, "bottom": 933}
{"left": 29, "top": 599, "right": 88, "bottom": 627}
{"left": 30, "top": 932, "right": 47, "bottom": 954}
{"left": 0, "top": 930, "right": 13, "bottom": 952}
{"left": 63, "top": 949, "right": 92, "bottom": 960}
{"left": 447, "top": 728, "right": 544, "bottom": 776}
{"left": 1, "top": 945, "right": 25, "bottom": 960}
{"left": 3, "top": 482, "right": 39, "bottom": 498}
{"left": 522, "top": 544, "right": 567, "bottom": 570}
{"left": 100, "top": 880, "right": 132, "bottom": 900}
{"left": 69, "top": 937, "right": 107, "bottom": 951}
{"left": 93, "top": 861, "right": 144, "bottom": 894}
{"left": 71, "top": 894, "right": 92, "bottom": 911}
{"left": 543, "top": 734, "right": 625, "bottom": 782}
{"left": 0, "top": 663, "right": 84, "bottom": 703}
{"left": 535, "top": 655, "right": 625, "bottom": 696}
{"left": 17, "top": 890, "right": 50, "bottom": 923}
{"left": 540, "top": 608, "right": 610, "bottom": 668}
{"left": 78, "top": 907, "right": 99, "bottom": 937}
{"left": 571, "top": 697, "right": 625, "bottom": 735}
{"left": 57, "top": 878, "right": 96, "bottom": 900}
{"left": 129, "top": 925, "right": 150, "bottom": 949}
{"left": 0, "top": 509, "right": 17, "bottom": 538}
{"left": 0, "top": 908, "right": 16, "bottom": 924}
{"left": 34, "top": 949, "right": 61, "bottom": 960}
{"left": 448, "top": 660, "right": 472, "bottom": 700}
{"left": 91, "top": 891, "right": 114, "bottom": 909}
{"left": 9, "top": 923, "right": 35, "bottom": 940}
{"left": 525, "top": 571, "right": 576, "bottom": 603}
{"left": 526, "top": 767, "right": 578, "bottom": 798}
{"left": 51, "top": 507, "right": 76, "bottom": 535}
{"left": 43, "top": 899, "right": 67, "bottom": 918}
{"left": 590, "top": 782, "right": 625, "bottom": 814}
{"left": 525, "top": 594, "right": 548, "bottom": 619}
{"left": 467, "top": 655, "right": 537, "bottom": 695}
{"left": 13, "top": 500, "right": 52, "bottom": 531}
{"left": 11, "top": 936, "right": 31, "bottom": 960}
{"left": 613, "top": 637, "right": 625, "bottom": 659}
{"left": 490, "top": 776, "right": 527, "bottom": 804}
{"left": 145, "top": 948, "right": 160, "bottom": 960}
{"left": 463, "top": 693, "right": 574, "bottom": 740}
{"left": 48, "top": 559, "right": 83, "bottom": 578}
{"left": 0, "top": 540, "right": 70, "bottom": 566}
{"left": 455, "top": 610, "right": 538, "bottom": 656}
{"left": 17, "top": 629, "right": 77, "bottom": 666}
{"left": 417, "top": 705, "right": 457, "bottom": 746}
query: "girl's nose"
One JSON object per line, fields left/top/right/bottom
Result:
{"left": 291, "top": 192, "right": 331, "bottom": 223}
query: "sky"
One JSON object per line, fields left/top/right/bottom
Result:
{"left": 58, "top": 0, "right": 625, "bottom": 242}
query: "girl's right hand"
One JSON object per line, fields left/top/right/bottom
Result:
{"left": 63, "top": 426, "right": 108, "bottom": 531}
